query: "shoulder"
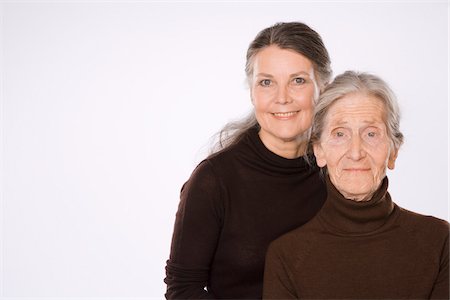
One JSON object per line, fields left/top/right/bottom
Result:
{"left": 267, "top": 219, "right": 320, "bottom": 262}
{"left": 397, "top": 206, "right": 449, "bottom": 242}
{"left": 201, "top": 135, "right": 250, "bottom": 175}
{"left": 189, "top": 134, "right": 245, "bottom": 177}
{"left": 183, "top": 140, "right": 243, "bottom": 193}
{"left": 183, "top": 157, "right": 230, "bottom": 197}
{"left": 182, "top": 131, "right": 252, "bottom": 198}
{"left": 206, "top": 131, "right": 250, "bottom": 164}
{"left": 398, "top": 206, "right": 449, "bottom": 230}
{"left": 206, "top": 144, "right": 238, "bottom": 165}
{"left": 178, "top": 159, "right": 225, "bottom": 223}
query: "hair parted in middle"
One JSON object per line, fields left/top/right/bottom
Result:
{"left": 245, "top": 22, "right": 332, "bottom": 90}
{"left": 210, "top": 21, "right": 332, "bottom": 156}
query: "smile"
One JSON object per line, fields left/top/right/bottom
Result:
{"left": 272, "top": 111, "right": 299, "bottom": 118}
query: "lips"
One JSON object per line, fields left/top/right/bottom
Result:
{"left": 272, "top": 111, "right": 299, "bottom": 119}
{"left": 343, "top": 168, "right": 371, "bottom": 172}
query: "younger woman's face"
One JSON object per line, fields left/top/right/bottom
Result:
{"left": 250, "top": 45, "right": 317, "bottom": 156}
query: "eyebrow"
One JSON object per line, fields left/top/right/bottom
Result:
{"left": 255, "top": 73, "right": 274, "bottom": 78}
{"left": 255, "top": 71, "right": 311, "bottom": 78}
{"left": 330, "top": 119, "right": 382, "bottom": 126}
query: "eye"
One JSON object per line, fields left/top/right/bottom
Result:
{"left": 362, "top": 127, "right": 384, "bottom": 145}
{"left": 336, "top": 131, "right": 345, "bottom": 137}
{"left": 364, "top": 127, "right": 382, "bottom": 138}
{"left": 328, "top": 128, "right": 349, "bottom": 145}
{"left": 293, "top": 77, "right": 306, "bottom": 85}
{"left": 259, "top": 79, "right": 272, "bottom": 87}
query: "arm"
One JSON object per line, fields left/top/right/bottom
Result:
{"left": 430, "top": 233, "right": 449, "bottom": 299}
{"left": 263, "top": 242, "right": 298, "bottom": 299}
{"left": 164, "top": 160, "right": 223, "bottom": 299}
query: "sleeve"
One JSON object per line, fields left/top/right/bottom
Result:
{"left": 430, "top": 232, "right": 449, "bottom": 299}
{"left": 164, "top": 160, "right": 224, "bottom": 299}
{"left": 263, "top": 241, "right": 298, "bottom": 299}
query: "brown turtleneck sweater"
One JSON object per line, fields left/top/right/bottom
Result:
{"left": 165, "top": 127, "right": 327, "bottom": 299}
{"left": 263, "top": 176, "right": 449, "bottom": 299}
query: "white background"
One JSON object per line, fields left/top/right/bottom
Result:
{"left": 0, "top": 1, "right": 448, "bottom": 298}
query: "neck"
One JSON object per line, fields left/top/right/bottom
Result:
{"left": 343, "top": 192, "right": 375, "bottom": 202}
{"left": 258, "top": 130, "right": 309, "bottom": 159}
{"left": 319, "top": 175, "right": 395, "bottom": 234}
{"left": 338, "top": 182, "right": 384, "bottom": 203}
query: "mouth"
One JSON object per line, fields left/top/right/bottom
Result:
{"left": 343, "top": 168, "right": 371, "bottom": 172}
{"left": 271, "top": 111, "right": 299, "bottom": 119}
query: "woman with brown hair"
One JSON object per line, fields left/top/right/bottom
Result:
{"left": 165, "top": 22, "right": 332, "bottom": 299}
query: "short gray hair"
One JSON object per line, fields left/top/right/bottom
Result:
{"left": 311, "top": 71, "right": 404, "bottom": 151}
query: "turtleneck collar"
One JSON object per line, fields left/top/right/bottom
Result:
{"left": 244, "top": 126, "right": 314, "bottom": 174}
{"left": 318, "top": 175, "right": 397, "bottom": 235}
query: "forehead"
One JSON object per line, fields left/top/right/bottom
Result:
{"left": 253, "top": 45, "right": 313, "bottom": 72}
{"left": 325, "top": 92, "right": 386, "bottom": 126}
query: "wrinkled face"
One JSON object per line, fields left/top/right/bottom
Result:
{"left": 313, "top": 93, "right": 397, "bottom": 201}
{"left": 250, "top": 45, "right": 317, "bottom": 151}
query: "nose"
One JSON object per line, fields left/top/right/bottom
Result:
{"left": 347, "top": 136, "right": 366, "bottom": 161}
{"left": 275, "top": 86, "right": 291, "bottom": 104}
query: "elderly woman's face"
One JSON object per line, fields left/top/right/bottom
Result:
{"left": 313, "top": 93, "right": 397, "bottom": 201}
{"left": 250, "top": 45, "right": 317, "bottom": 151}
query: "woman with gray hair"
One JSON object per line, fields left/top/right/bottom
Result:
{"left": 263, "top": 71, "right": 449, "bottom": 299}
{"left": 165, "top": 22, "right": 332, "bottom": 299}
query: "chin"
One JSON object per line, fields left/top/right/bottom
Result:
{"left": 269, "top": 131, "right": 298, "bottom": 142}
{"left": 278, "top": 128, "right": 308, "bottom": 141}
{"left": 346, "top": 186, "right": 376, "bottom": 201}
{"left": 336, "top": 181, "right": 374, "bottom": 200}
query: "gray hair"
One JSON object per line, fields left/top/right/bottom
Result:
{"left": 311, "top": 71, "right": 404, "bottom": 152}
{"left": 209, "top": 22, "right": 332, "bottom": 156}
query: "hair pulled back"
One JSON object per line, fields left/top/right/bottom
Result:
{"left": 210, "top": 22, "right": 331, "bottom": 156}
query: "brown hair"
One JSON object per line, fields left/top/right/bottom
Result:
{"left": 245, "top": 22, "right": 331, "bottom": 90}
{"left": 210, "top": 22, "right": 332, "bottom": 156}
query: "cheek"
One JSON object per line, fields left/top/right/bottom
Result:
{"left": 291, "top": 86, "right": 315, "bottom": 106}
{"left": 322, "top": 143, "right": 346, "bottom": 166}
{"left": 252, "top": 89, "right": 274, "bottom": 109}
{"left": 327, "top": 152, "right": 350, "bottom": 179}
{"left": 370, "top": 144, "right": 392, "bottom": 171}
{"left": 327, "top": 156, "right": 344, "bottom": 173}
{"left": 373, "top": 155, "right": 389, "bottom": 176}
{"left": 321, "top": 152, "right": 345, "bottom": 177}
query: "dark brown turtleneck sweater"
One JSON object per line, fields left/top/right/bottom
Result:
{"left": 165, "top": 127, "right": 327, "bottom": 299}
{"left": 263, "top": 176, "right": 449, "bottom": 299}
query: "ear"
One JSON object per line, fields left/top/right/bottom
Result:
{"left": 387, "top": 148, "right": 398, "bottom": 170}
{"left": 313, "top": 143, "right": 327, "bottom": 168}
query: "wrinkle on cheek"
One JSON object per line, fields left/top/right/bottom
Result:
{"left": 329, "top": 168, "right": 343, "bottom": 188}
{"left": 334, "top": 168, "right": 342, "bottom": 180}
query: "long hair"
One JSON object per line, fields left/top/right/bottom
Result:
{"left": 209, "top": 22, "right": 332, "bottom": 157}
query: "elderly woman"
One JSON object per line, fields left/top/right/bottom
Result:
{"left": 263, "top": 71, "right": 449, "bottom": 299}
